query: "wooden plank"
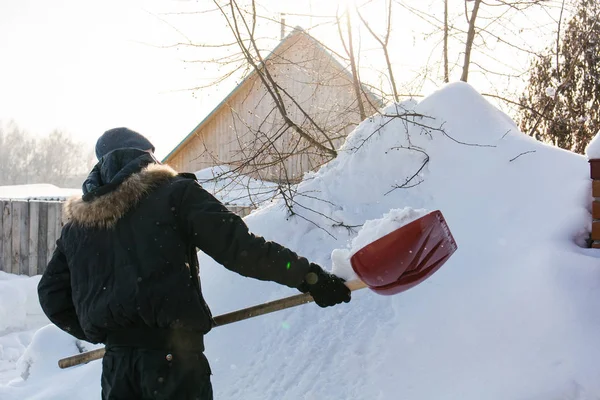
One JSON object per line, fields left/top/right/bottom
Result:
{"left": 593, "top": 201, "right": 600, "bottom": 220}
{"left": 591, "top": 160, "right": 600, "bottom": 180}
{"left": 18, "top": 202, "right": 29, "bottom": 275}
{"left": 170, "top": 33, "right": 369, "bottom": 183}
{"left": 11, "top": 201, "right": 23, "bottom": 275}
{"left": 37, "top": 202, "right": 48, "bottom": 274}
{"left": 54, "top": 202, "right": 63, "bottom": 241}
{"left": 593, "top": 180, "right": 600, "bottom": 198}
{"left": 0, "top": 201, "right": 4, "bottom": 273}
{"left": 592, "top": 221, "right": 600, "bottom": 241}
{"left": 2, "top": 202, "right": 11, "bottom": 274}
{"left": 28, "top": 202, "right": 40, "bottom": 276}
{"left": 46, "top": 202, "right": 58, "bottom": 266}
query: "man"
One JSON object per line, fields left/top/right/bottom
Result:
{"left": 37, "top": 127, "right": 351, "bottom": 400}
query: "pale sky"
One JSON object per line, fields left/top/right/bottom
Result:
{"left": 0, "top": 0, "right": 562, "bottom": 161}
{"left": 0, "top": 0, "right": 212, "bottom": 160}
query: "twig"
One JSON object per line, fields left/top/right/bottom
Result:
{"left": 384, "top": 147, "right": 430, "bottom": 195}
{"left": 509, "top": 150, "right": 536, "bottom": 162}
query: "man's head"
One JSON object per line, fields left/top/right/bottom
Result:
{"left": 95, "top": 127, "right": 155, "bottom": 160}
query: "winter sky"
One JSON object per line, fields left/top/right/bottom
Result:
{"left": 0, "top": 0, "right": 561, "bottom": 160}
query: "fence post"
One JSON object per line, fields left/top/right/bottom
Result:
{"left": 10, "top": 200, "right": 22, "bottom": 274}
{"left": 2, "top": 201, "right": 11, "bottom": 273}
{"left": 0, "top": 201, "right": 3, "bottom": 272}
{"left": 591, "top": 160, "right": 600, "bottom": 248}
{"left": 0, "top": 199, "right": 64, "bottom": 276}
{"left": 29, "top": 201, "right": 40, "bottom": 276}
{"left": 38, "top": 202, "right": 48, "bottom": 274}
{"left": 588, "top": 131, "right": 600, "bottom": 248}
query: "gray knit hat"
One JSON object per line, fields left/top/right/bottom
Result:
{"left": 95, "top": 127, "right": 155, "bottom": 160}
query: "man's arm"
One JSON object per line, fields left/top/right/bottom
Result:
{"left": 177, "top": 180, "right": 311, "bottom": 289}
{"left": 37, "top": 240, "right": 87, "bottom": 341}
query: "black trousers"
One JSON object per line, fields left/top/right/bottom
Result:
{"left": 101, "top": 346, "right": 213, "bottom": 400}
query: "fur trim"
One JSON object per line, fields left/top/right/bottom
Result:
{"left": 64, "top": 164, "right": 178, "bottom": 229}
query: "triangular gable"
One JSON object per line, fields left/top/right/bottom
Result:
{"left": 163, "top": 27, "right": 380, "bottom": 163}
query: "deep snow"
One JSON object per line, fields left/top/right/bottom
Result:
{"left": 1, "top": 82, "right": 600, "bottom": 399}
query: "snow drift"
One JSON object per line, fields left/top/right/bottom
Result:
{"left": 1, "top": 82, "right": 600, "bottom": 400}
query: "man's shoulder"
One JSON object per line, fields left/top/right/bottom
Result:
{"left": 176, "top": 172, "right": 198, "bottom": 181}
{"left": 167, "top": 172, "right": 205, "bottom": 195}
{"left": 170, "top": 172, "right": 201, "bottom": 188}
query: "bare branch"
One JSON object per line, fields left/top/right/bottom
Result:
{"left": 462, "top": 0, "right": 483, "bottom": 82}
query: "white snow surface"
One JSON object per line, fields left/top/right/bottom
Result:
{"left": 585, "top": 130, "right": 600, "bottom": 160}
{"left": 1, "top": 82, "right": 600, "bottom": 399}
{"left": 0, "top": 184, "right": 81, "bottom": 201}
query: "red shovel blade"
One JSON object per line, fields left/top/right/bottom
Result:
{"left": 350, "top": 210, "right": 457, "bottom": 295}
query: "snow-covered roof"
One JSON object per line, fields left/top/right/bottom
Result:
{"left": 0, "top": 184, "right": 81, "bottom": 201}
{"left": 585, "top": 130, "right": 600, "bottom": 159}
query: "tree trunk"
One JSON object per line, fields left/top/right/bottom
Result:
{"left": 444, "top": 0, "right": 449, "bottom": 83}
{"left": 346, "top": 11, "right": 367, "bottom": 120}
{"left": 461, "top": 0, "right": 482, "bottom": 82}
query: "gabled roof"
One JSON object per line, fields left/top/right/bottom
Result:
{"left": 162, "top": 26, "right": 381, "bottom": 163}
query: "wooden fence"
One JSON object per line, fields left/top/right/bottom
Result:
{"left": 0, "top": 199, "right": 254, "bottom": 277}
{"left": 0, "top": 200, "right": 64, "bottom": 276}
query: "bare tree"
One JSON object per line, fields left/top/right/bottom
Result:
{"left": 356, "top": 0, "right": 400, "bottom": 102}
{"left": 0, "top": 122, "right": 36, "bottom": 185}
{"left": 444, "top": 0, "right": 450, "bottom": 83}
{"left": 519, "top": 0, "right": 600, "bottom": 153}
{"left": 33, "top": 130, "right": 95, "bottom": 187}
{"left": 461, "top": 0, "right": 482, "bottom": 82}
{"left": 0, "top": 122, "right": 93, "bottom": 187}
{"left": 336, "top": 7, "right": 367, "bottom": 119}
{"left": 155, "top": 0, "right": 372, "bottom": 219}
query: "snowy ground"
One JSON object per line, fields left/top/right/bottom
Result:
{"left": 1, "top": 82, "right": 600, "bottom": 399}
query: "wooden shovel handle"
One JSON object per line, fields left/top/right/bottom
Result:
{"left": 58, "top": 279, "right": 367, "bottom": 369}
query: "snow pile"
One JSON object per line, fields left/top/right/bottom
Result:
{"left": 0, "top": 273, "right": 46, "bottom": 333}
{"left": 195, "top": 165, "right": 278, "bottom": 207}
{"left": 0, "top": 184, "right": 81, "bottom": 201}
{"left": 0, "top": 331, "right": 34, "bottom": 386}
{"left": 197, "top": 82, "right": 600, "bottom": 400}
{"left": 0, "top": 274, "right": 49, "bottom": 386}
{"left": 0, "top": 283, "right": 27, "bottom": 333}
{"left": 16, "top": 325, "right": 81, "bottom": 381}
{"left": 331, "top": 207, "right": 429, "bottom": 280}
{"left": 8, "top": 325, "right": 102, "bottom": 399}
{"left": 1, "top": 82, "right": 600, "bottom": 399}
{"left": 585, "top": 130, "right": 600, "bottom": 159}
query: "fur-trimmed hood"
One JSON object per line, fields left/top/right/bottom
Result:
{"left": 64, "top": 164, "right": 178, "bottom": 229}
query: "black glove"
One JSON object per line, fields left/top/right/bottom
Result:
{"left": 298, "top": 263, "right": 351, "bottom": 308}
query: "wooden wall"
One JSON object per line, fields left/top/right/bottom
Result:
{"left": 0, "top": 200, "right": 63, "bottom": 276}
{"left": 167, "top": 31, "right": 377, "bottom": 182}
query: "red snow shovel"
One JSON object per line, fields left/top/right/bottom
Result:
{"left": 58, "top": 210, "right": 456, "bottom": 369}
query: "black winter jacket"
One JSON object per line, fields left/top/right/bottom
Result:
{"left": 37, "top": 154, "right": 311, "bottom": 346}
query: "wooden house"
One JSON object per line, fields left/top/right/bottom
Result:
{"left": 163, "top": 27, "right": 381, "bottom": 182}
